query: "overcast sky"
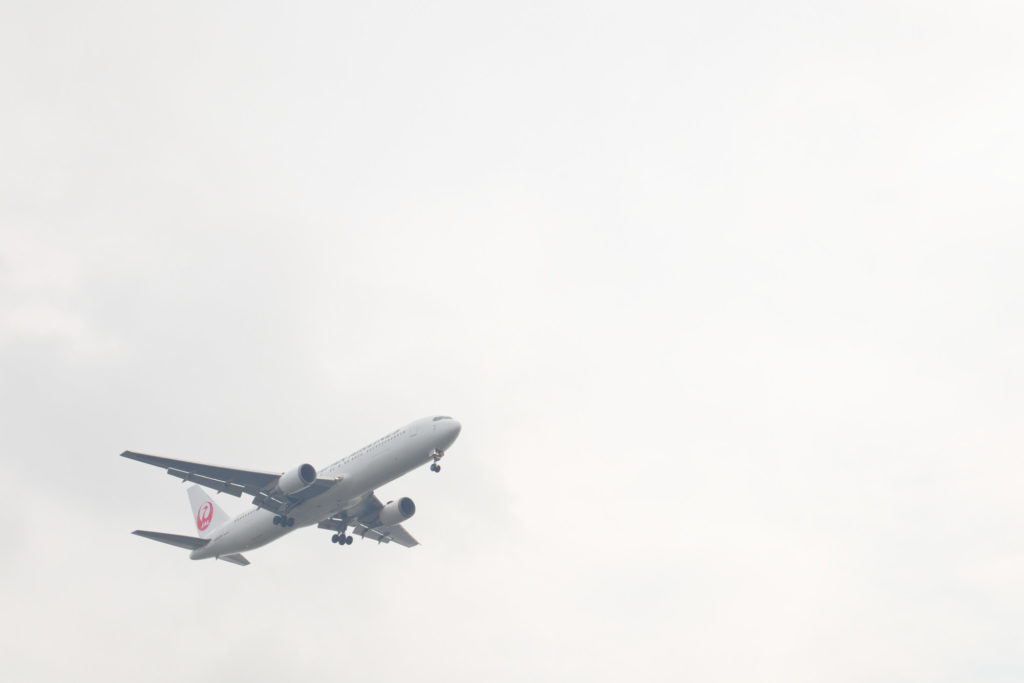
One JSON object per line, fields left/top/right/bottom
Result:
{"left": 2, "top": 2, "right": 1022, "bottom": 681}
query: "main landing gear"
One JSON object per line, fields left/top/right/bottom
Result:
{"left": 273, "top": 515, "right": 295, "bottom": 527}
{"left": 430, "top": 449, "right": 444, "bottom": 473}
{"left": 331, "top": 533, "right": 354, "bottom": 546}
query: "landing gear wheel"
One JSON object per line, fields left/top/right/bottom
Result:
{"left": 288, "top": 517, "right": 296, "bottom": 527}
{"left": 273, "top": 515, "right": 281, "bottom": 525}
{"left": 430, "top": 463, "right": 441, "bottom": 472}
{"left": 331, "top": 534, "right": 339, "bottom": 543}
{"left": 346, "top": 535, "right": 353, "bottom": 545}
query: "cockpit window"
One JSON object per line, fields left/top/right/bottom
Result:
{"left": 432, "top": 416, "right": 452, "bottom": 421}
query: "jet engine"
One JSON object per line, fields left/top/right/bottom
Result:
{"left": 277, "top": 463, "right": 317, "bottom": 495}
{"left": 378, "top": 497, "right": 416, "bottom": 527}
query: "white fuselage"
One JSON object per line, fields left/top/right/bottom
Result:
{"left": 190, "top": 416, "right": 461, "bottom": 560}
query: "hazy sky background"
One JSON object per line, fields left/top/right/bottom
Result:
{"left": 2, "top": 2, "right": 1022, "bottom": 681}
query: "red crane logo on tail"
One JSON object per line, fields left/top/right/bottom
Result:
{"left": 196, "top": 502, "right": 214, "bottom": 531}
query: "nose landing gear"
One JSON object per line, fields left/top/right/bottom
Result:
{"left": 430, "top": 449, "right": 444, "bottom": 473}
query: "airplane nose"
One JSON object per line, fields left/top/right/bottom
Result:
{"left": 442, "top": 420, "right": 461, "bottom": 447}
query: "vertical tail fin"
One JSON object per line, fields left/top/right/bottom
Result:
{"left": 187, "top": 485, "right": 230, "bottom": 538}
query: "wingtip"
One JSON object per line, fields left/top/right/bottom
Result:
{"left": 120, "top": 450, "right": 152, "bottom": 462}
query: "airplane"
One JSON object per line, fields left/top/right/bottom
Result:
{"left": 122, "top": 415, "right": 462, "bottom": 566}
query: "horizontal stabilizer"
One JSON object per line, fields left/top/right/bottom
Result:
{"left": 219, "top": 553, "right": 250, "bottom": 566}
{"left": 132, "top": 530, "right": 209, "bottom": 550}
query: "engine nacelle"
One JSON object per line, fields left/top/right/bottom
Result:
{"left": 277, "top": 463, "right": 317, "bottom": 495}
{"left": 379, "top": 497, "right": 416, "bottom": 527}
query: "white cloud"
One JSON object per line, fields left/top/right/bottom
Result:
{"left": 1, "top": 2, "right": 1022, "bottom": 681}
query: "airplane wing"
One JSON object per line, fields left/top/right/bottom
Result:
{"left": 121, "top": 450, "right": 337, "bottom": 514}
{"left": 317, "top": 492, "right": 419, "bottom": 548}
